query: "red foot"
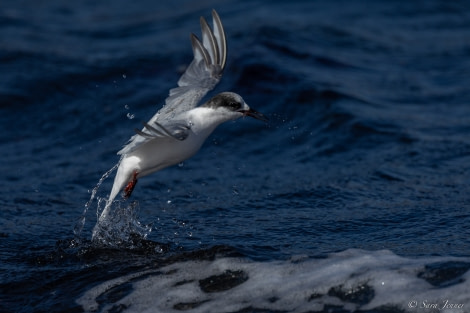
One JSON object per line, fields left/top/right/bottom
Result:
{"left": 123, "top": 171, "right": 138, "bottom": 199}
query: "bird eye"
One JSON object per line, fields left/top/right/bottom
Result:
{"left": 227, "top": 102, "right": 241, "bottom": 110}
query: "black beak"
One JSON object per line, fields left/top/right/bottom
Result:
{"left": 239, "top": 108, "right": 268, "bottom": 122}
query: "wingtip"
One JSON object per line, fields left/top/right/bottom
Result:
{"left": 191, "top": 10, "right": 226, "bottom": 70}
{"left": 200, "top": 15, "right": 219, "bottom": 65}
{"left": 211, "top": 9, "right": 227, "bottom": 69}
{"left": 190, "top": 32, "right": 211, "bottom": 67}
{"left": 199, "top": 16, "right": 207, "bottom": 29}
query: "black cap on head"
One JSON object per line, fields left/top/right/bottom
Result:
{"left": 203, "top": 92, "right": 268, "bottom": 122}
{"left": 204, "top": 93, "right": 243, "bottom": 111}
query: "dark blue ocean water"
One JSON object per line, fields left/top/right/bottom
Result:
{"left": 2, "top": 1, "right": 470, "bottom": 312}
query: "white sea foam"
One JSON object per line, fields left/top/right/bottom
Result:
{"left": 77, "top": 249, "right": 470, "bottom": 313}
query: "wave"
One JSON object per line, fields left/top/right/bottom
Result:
{"left": 77, "top": 247, "right": 470, "bottom": 313}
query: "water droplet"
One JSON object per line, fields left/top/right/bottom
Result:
{"left": 232, "top": 186, "right": 239, "bottom": 195}
{"left": 124, "top": 104, "right": 129, "bottom": 110}
{"left": 122, "top": 74, "right": 127, "bottom": 79}
{"left": 178, "top": 162, "right": 184, "bottom": 167}
{"left": 126, "top": 113, "right": 135, "bottom": 120}
{"left": 167, "top": 200, "right": 172, "bottom": 204}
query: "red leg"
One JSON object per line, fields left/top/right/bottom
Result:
{"left": 123, "top": 170, "right": 138, "bottom": 199}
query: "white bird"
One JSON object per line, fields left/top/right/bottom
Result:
{"left": 97, "top": 10, "right": 267, "bottom": 224}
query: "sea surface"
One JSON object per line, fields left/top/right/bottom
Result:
{"left": 1, "top": 0, "right": 470, "bottom": 312}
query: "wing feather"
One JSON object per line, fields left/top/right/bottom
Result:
{"left": 190, "top": 33, "right": 211, "bottom": 67}
{"left": 200, "top": 16, "right": 219, "bottom": 66}
{"left": 211, "top": 10, "right": 227, "bottom": 69}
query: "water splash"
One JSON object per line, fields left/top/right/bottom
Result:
{"left": 73, "top": 162, "right": 120, "bottom": 244}
{"left": 91, "top": 199, "right": 154, "bottom": 250}
{"left": 72, "top": 156, "right": 154, "bottom": 250}
{"left": 68, "top": 138, "right": 164, "bottom": 253}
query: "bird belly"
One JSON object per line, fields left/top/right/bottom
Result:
{"left": 130, "top": 134, "right": 204, "bottom": 178}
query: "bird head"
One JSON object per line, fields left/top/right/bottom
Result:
{"left": 203, "top": 92, "right": 268, "bottom": 123}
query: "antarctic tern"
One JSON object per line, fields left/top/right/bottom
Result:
{"left": 96, "top": 10, "right": 267, "bottom": 226}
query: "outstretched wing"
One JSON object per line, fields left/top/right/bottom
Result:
{"left": 161, "top": 9, "right": 226, "bottom": 119}
{"left": 158, "top": 9, "right": 227, "bottom": 122}
{"left": 118, "top": 9, "right": 227, "bottom": 155}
